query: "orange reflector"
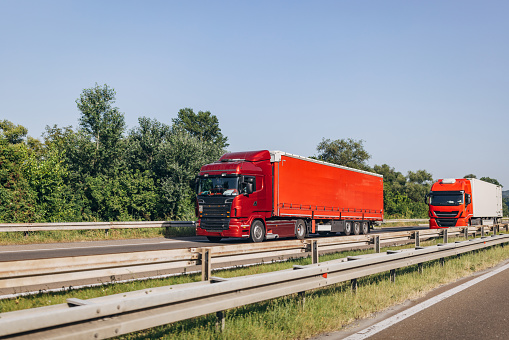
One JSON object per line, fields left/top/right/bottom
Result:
{"left": 322, "top": 273, "right": 328, "bottom": 278}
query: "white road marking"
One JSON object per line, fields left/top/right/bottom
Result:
{"left": 343, "top": 262, "right": 509, "bottom": 340}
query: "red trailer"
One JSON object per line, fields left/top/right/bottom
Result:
{"left": 196, "top": 150, "right": 384, "bottom": 242}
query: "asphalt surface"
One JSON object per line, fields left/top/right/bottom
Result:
{"left": 315, "top": 259, "right": 509, "bottom": 340}
{"left": 0, "top": 226, "right": 428, "bottom": 262}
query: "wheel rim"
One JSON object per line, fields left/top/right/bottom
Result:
{"left": 345, "top": 222, "right": 351, "bottom": 233}
{"left": 354, "top": 222, "right": 360, "bottom": 234}
{"left": 297, "top": 222, "right": 304, "bottom": 236}
{"left": 254, "top": 225, "right": 262, "bottom": 240}
{"left": 362, "top": 222, "right": 368, "bottom": 234}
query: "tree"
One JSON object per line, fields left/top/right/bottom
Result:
{"left": 125, "top": 117, "right": 172, "bottom": 172}
{"left": 0, "top": 138, "right": 36, "bottom": 222}
{"left": 463, "top": 174, "right": 477, "bottom": 179}
{"left": 155, "top": 129, "right": 225, "bottom": 219}
{"left": 479, "top": 177, "right": 502, "bottom": 187}
{"left": 172, "top": 108, "right": 229, "bottom": 148}
{"left": 75, "top": 83, "right": 126, "bottom": 176}
{"left": 315, "top": 138, "right": 371, "bottom": 171}
{"left": 0, "top": 120, "right": 28, "bottom": 144}
{"left": 373, "top": 165, "right": 432, "bottom": 218}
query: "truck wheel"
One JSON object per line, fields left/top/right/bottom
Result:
{"left": 249, "top": 220, "right": 265, "bottom": 243}
{"left": 295, "top": 219, "right": 306, "bottom": 240}
{"left": 361, "top": 221, "right": 369, "bottom": 235}
{"left": 344, "top": 221, "right": 352, "bottom": 236}
{"left": 353, "top": 221, "right": 361, "bottom": 235}
{"left": 206, "top": 236, "right": 222, "bottom": 242}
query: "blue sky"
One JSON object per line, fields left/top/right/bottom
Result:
{"left": 1, "top": 1, "right": 508, "bottom": 187}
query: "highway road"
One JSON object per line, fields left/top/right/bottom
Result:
{"left": 0, "top": 226, "right": 428, "bottom": 262}
{"left": 317, "top": 259, "right": 509, "bottom": 340}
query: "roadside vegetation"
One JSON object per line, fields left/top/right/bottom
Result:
{"left": 1, "top": 234, "right": 508, "bottom": 339}
{"left": 0, "top": 227, "right": 195, "bottom": 246}
{"left": 3, "top": 84, "right": 507, "bottom": 226}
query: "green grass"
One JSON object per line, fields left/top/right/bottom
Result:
{"left": 0, "top": 227, "right": 195, "bottom": 245}
{"left": 2, "top": 234, "right": 509, "bottom": 339}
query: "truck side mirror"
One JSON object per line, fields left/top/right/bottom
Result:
{"left": 425, "top": 193, "right": 430, "bottom": 204}
{"left": 244, "top": 183, "right": 254, "bottom": 195}
{"left": 465, "top": 194, "right": 471, "bottom": 205}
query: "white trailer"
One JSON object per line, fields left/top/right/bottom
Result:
{"left": 469, "top": 178, "right": 503, "bottom": 225}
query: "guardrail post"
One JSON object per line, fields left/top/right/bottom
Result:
{"left": 374, "top": 235, "right": 380, "bottom": 253}
{"left": 351, "top": 278, "right": 358, "bottom": 292}
{"left": 201, "top": 248, "right": 212, "bottom": 281}
{"left": 418, "top": 263, "right": 423, "bottom": 274}
{"left": 443, "top": 229, "right": 448, "bottom": 244}
{"left": 440, "top": 257, "right": 445, "bottom": 267}
{"left": 414, "top": 231, "right": 420, "bottom": 247}
{"left": 481, "top": 226, "right": 485, "bottom": 237}
{"left": 299, "top": 291, "right": 306, "bottom": 308}
{"left": 464, "top": 227, "right": 468, "bottom": 239}
{"left": 216, "top": 311, "right": 225, "bottom": 332}
{"left": 306, "top": 240, "right": 318, "bottom": 264}
{"left": 390, "top": 269, "right": 396, "bottom": 283}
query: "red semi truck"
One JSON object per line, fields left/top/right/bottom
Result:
{"left": 426, "top": 178, "right": 503, "bottom": 228}
{"left": 195, "top": 150, "right": 384, "bottom": 242}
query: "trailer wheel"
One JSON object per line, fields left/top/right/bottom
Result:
{"left": 353, "top": 221, "right": 361, "bottom": 235}
{"left": 295, "top": 219, "right": 306, "bottom": 240}
{"left": 344, "top": 221, "right": 352, "bottom": 236}
{"left": 249, "top": 220, "right": 265, "bottom": 243}
{"left": 206, "top": 236, "right": 222, "bottom": 242}
{"left": 361, "top": 221, "right": 369, "bottom": 235}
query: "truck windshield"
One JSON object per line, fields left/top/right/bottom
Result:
{"left": 198, "top": 176, "right": 239, "bottom": 196}
{"left": 430, "top": 191, "right": 464, "bottom": 206}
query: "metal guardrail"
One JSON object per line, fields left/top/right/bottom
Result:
{"left": 0, "top": 221, "right": 196, "bottom": 232}
{"left": 1, "top": 230, "right": 508, "bottom": 339}
{"left": 0, "top": 218, "right": 507, "bottom": 232}
{"left": 1, "top": 225, "right": 507, "bottom": 296}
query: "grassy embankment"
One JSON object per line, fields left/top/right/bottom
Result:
{"left": 1, "top": 233, "right": 508, "bottom": 339}
{"left": 0, "top": 227, "right": 195, "bottom": 245}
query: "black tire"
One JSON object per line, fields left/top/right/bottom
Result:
{"left": 295, "top": 219, "right": 306, "bottom": 240}
{"left": 353, "top": 221, "right": 361, "bottom": 235}
{"left": 206, "top": 236, "right": 222, "bottom": 242}
{"left": 249, "top": 220, "right": 265, "bottom": 243}
{"left": 361, "top": 221, "right": 369, "bottom": 235}
{"left": 344, "top": 221, "right": 352, "bottom": 236}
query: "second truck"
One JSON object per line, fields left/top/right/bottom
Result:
{"left": 426, "top": 178, "right": 503, "bottom": 228}
{"left": 195, "top": 150, "right": 384, "bottom": 242}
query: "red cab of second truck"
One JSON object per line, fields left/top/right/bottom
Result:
{"left": 427, "top": 178, "right": 502, "bottom": 228}
{"left": 195, "top": 150, "right": 384, "bottom": 242}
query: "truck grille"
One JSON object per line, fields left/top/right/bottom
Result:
{"left": 199, "top": 197, "right": 232, "bottom": 231}
{"left": 436, "top": 218, "right": 458, "bottom": 228}
{"left": 434, "top": 211, "right": 459, "bottom": 218}
{"left": 200, "top": 217, "right": 231, "bottom": 230}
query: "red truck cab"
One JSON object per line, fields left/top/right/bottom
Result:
{"left": 196, "top": 150, "right": 276, "bottom": 241}
{"left": 427, "top": 178, "right": 472, "bottom": 228}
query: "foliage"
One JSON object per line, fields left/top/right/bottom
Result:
{"left": 4, "top": 83, "right": 484, "bottom": 223}
{"left": 0, "top": 139, "right": 36, "bottom": 222}
{"left": 464, "top": 174, "right": 503, "bottom": 187}
{"left": 373, "top": 164, "right": 432, "bottom": 218}
{"left": 172, "top": 108, "right": 229, "bottom": 148}
{"left": 315, "top": 138, "right": 371, "bottom": 171}
{"left": 75, "top": 83, "right": 126, "bottom": 177}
